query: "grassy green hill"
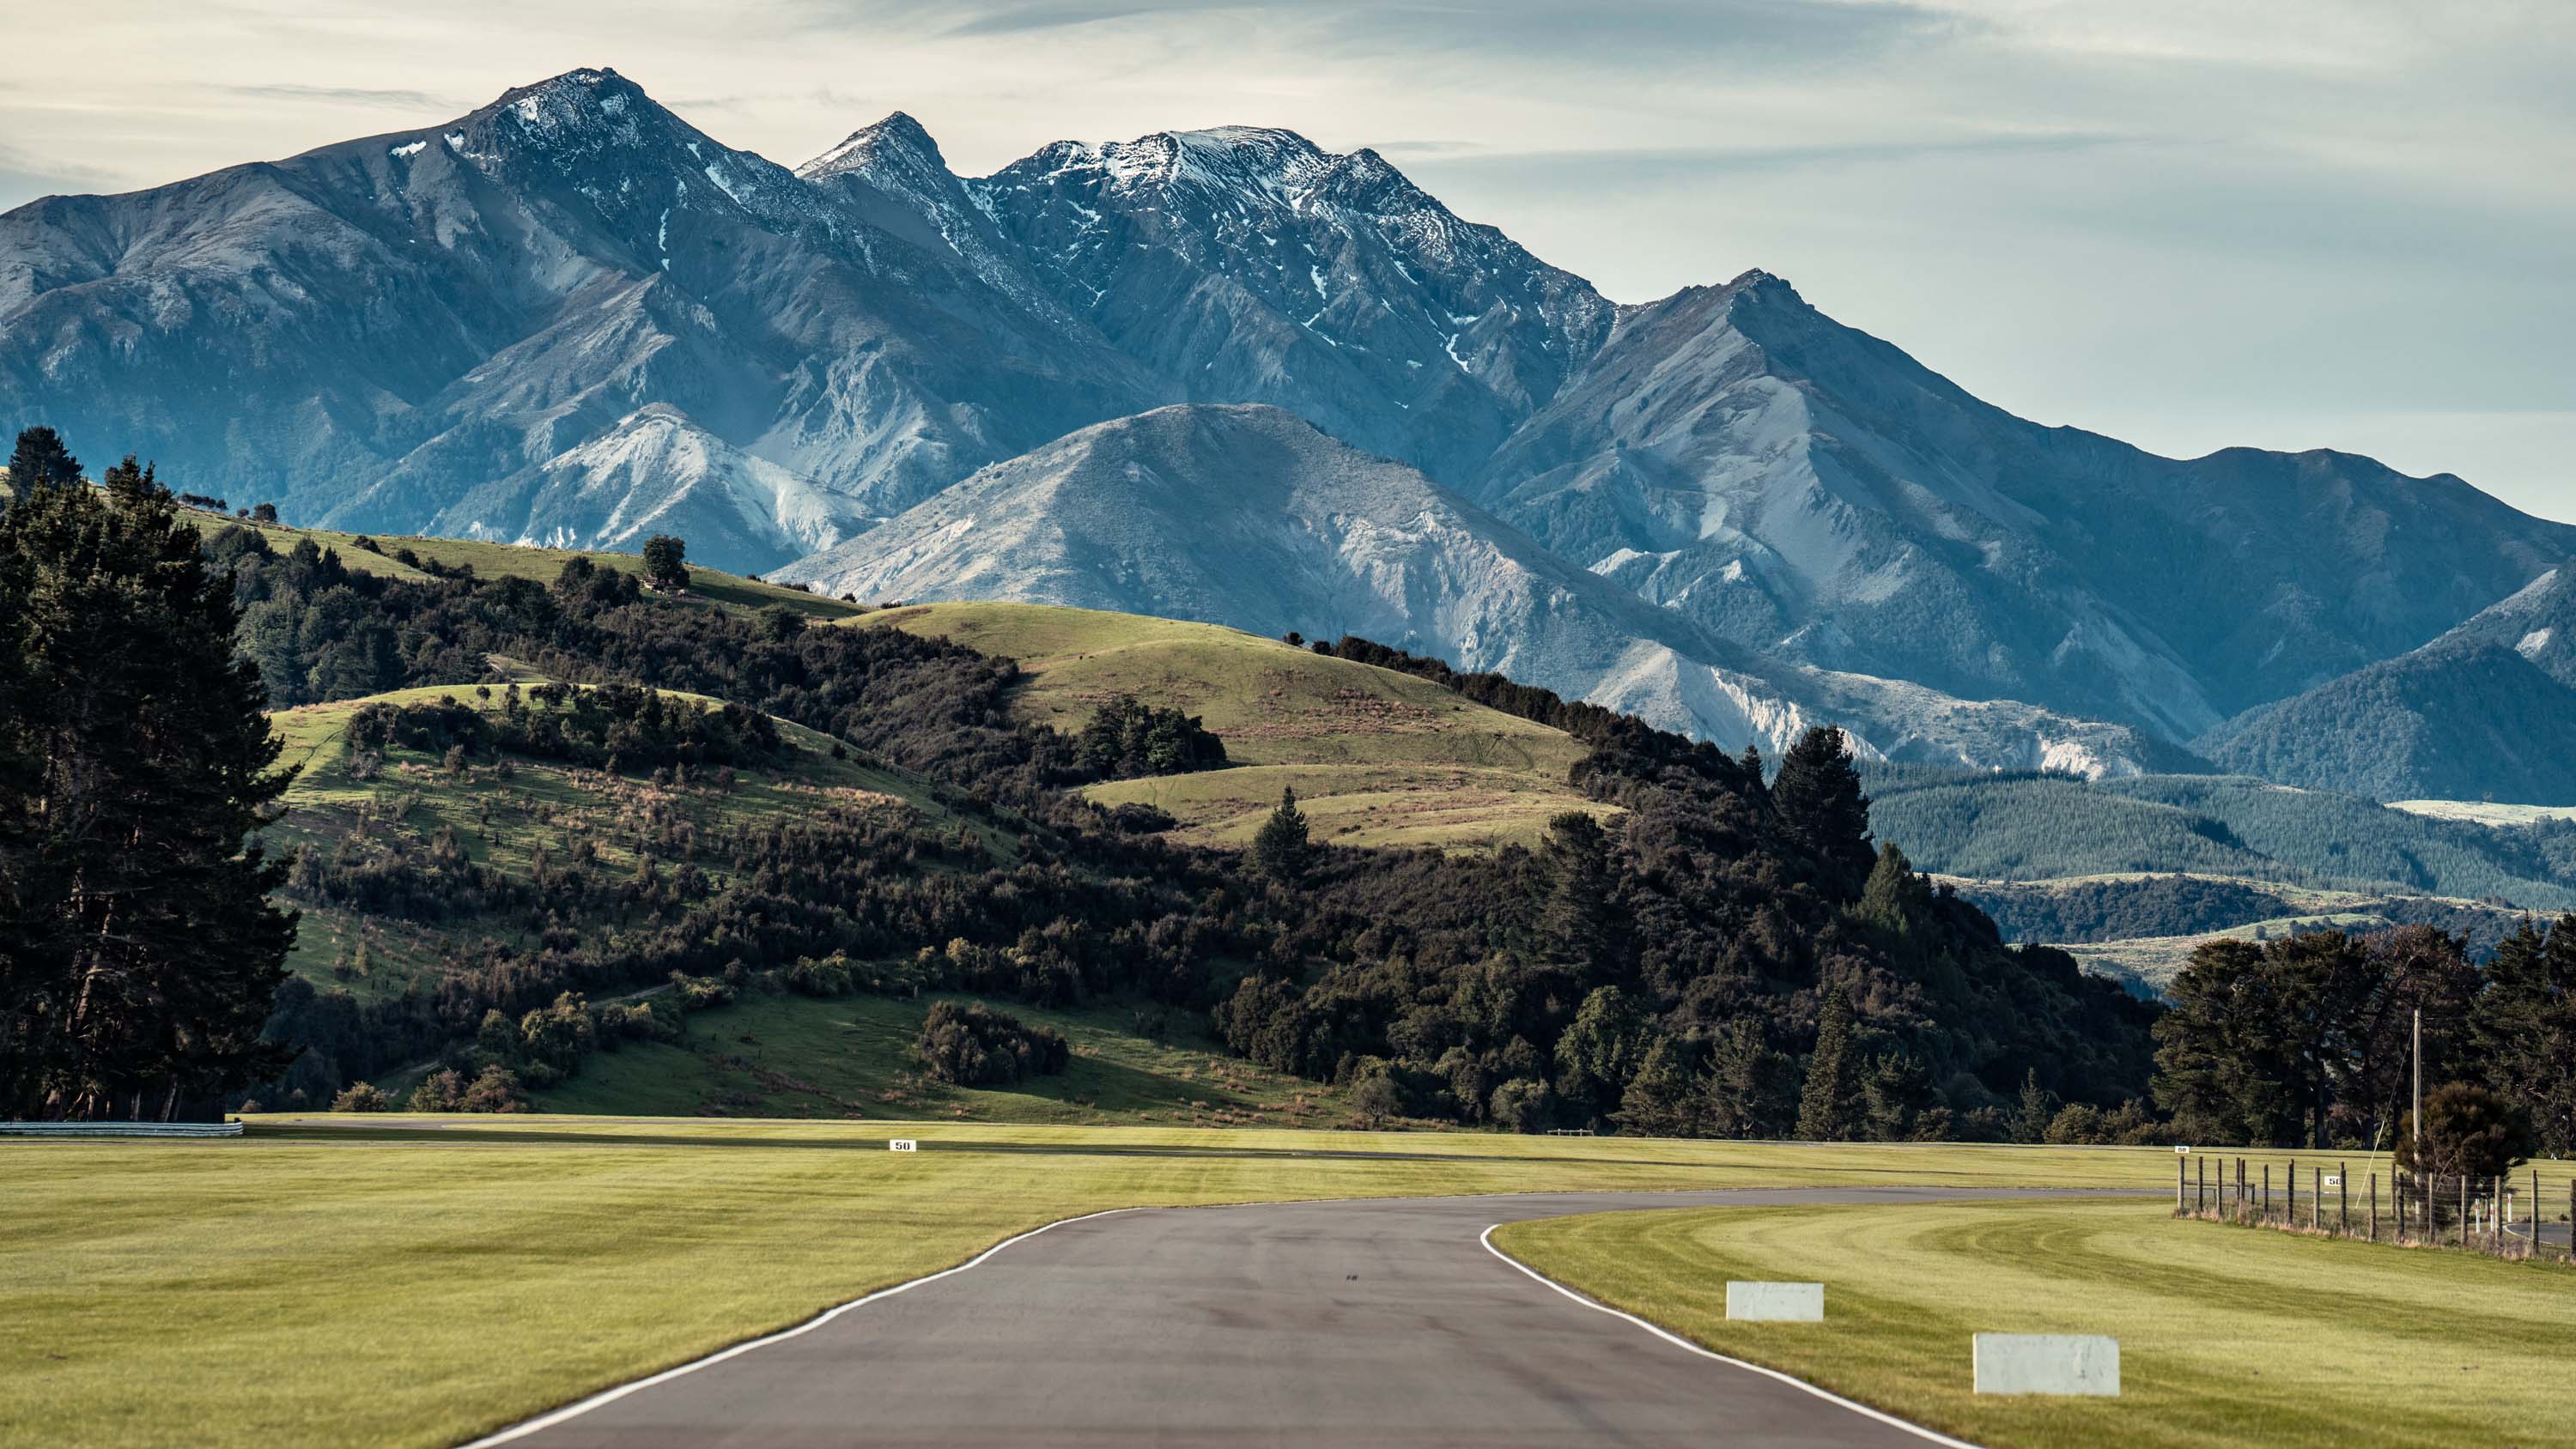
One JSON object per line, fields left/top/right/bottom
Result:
{"left": 264, "top": 682, "right": 979, "bottom": 1004}
{"left": 858, "top": 601, "right": 1607, "bottom": 849}
{"left": 258, "top": 677, "right": 1344, "bottom": 1126}
{"left": 188, "top": 512, "right": 868, "bottom": 620}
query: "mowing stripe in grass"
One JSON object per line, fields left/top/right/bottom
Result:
{"left": 1479, "top": 1222, "right": 1984, "bottom": 1449}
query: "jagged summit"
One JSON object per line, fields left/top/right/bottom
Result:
{"left": 799, "top": 111, "right": 945, "bottom": 179}
{"left": 8, "top": 86, "right": 2575, "bottom": 790}
{"left": 1000, "top": 125, "right": 1334, "bottom": 200}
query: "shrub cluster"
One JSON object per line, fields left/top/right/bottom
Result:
{"left": 914, "top": 1001, "right": 1071, "bottom": 1086}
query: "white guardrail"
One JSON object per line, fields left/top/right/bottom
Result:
{"left": 0, "top": 1120, "right": 244, "bottom": 1137}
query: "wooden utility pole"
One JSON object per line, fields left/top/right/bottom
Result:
{"left": 2412, "top": 1007, "right": 2421, "bottom": 1156}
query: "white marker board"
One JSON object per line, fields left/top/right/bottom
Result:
{"left": 1973, "top": 1334, "right": 2119, "bottom": 1397}
{"left": 889, "top": 1139, "right": 917, "bottom": 1152}
{"left": 1725, "top": 1282, "right": 1824, "bottom": 1321}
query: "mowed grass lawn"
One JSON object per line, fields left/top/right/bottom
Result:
{"left": 1495, "top": 1196, "right": 2576, "bottom": 1449}
{"left": 7, "top": 1131, "right": 2177, "bottom": 1449}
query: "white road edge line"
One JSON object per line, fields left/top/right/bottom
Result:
{"left": 456, "top": 1207, "right": 1143, "bottom": 1447}
{"left": 1479, "top": 1223, "right": 1984, "bottom": 1449}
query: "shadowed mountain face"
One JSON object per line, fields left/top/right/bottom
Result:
{"left": 1476, "top": 272, "right": 2576, "bottom": 735}
{"left": 776, "top": 403, "right": 2186, "bottom": 773}
{"left": 2197, "top": 562, "right": 2576, "bottom": 803}
{"left": 0, "top": 69, "right": 1153, "bottom": 573}
{"left": 6, "top": 68, "right": 2569, "bottom": 770}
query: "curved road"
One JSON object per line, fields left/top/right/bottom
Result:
{"left": 475, "top": 1186, "right": 2123, "bottom": 1448}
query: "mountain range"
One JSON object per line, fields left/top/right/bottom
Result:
{"left": 2197, "top": 560, "right": 2576, "bottom": 803}
{"left": 7, "top": 66, "right": 2570, "bottom": 779}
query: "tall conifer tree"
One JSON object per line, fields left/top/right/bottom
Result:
{"left": 1771, "top": 725, "right": 1873, "bottom": 898}
{"left": 1795, "top": 984, "right": 1867, "bottom": 1141}
{"left": 0, "top": 456, "right": 298, "bottom": 1119}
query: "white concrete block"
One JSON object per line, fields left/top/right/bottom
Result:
{"left": 1724, "top": 1281, "right": 1824, "bottom": 1321}
{"left": 1972, "top": 1334, "right": 2120, "bottom": 1396}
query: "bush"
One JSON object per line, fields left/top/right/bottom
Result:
{"left": 914, "top": 1001, "right": 1070, "bottom": 1086}
{"left": 1489, "top": 1076, "right": 1557, "bottom": 1134}
{"left": 786, "top": 953, "right": 857, "bottom": 997}
{"left": 669, "top": 972, "right": 738, "bottom": 1010}
{"left": 458, "top": 1065, "right": 532, "bottom": 1113}
{"left": 2397, "top": 1082, "right": 2537, "bottom": 1179}
{"left": 330, "top": 1082, "right": 392, "bottom": 1112}
{"left": 407, "top": 1070, "right": 467, "bottom": 1112}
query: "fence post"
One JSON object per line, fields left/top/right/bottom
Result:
{"left": 2368, "top": 1173, "right": 2377, "bottom": 1242}
{"left": 2177, "top": 1154, "right": 2185, "bottom": 1213}
{"left": 2198, "top": 1154, "right": 2207, "bottom": 1212}
{"left": 2263, "top": 1163, "right": 2271, "bottom": 1222}
{"left": 2312, "top": 1165, "right": 2321, "bottom": 1231}
{"left": 2337, "top": 1163, "right": 2346, "bottom": 1235}
{"left": 2460, "top": 1175, "right": 2470, "bottom": 1248}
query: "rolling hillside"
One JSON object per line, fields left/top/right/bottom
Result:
{"left": 255, "top": 677, "right": 1315, "bottom": 1124}
{"left": 264, "top": 680, "right": 974, "bottom": 1005}
{"left": 859, "top": 600, "right": 1613, "bottom": 850}
{"left": 187, "top": 512, "right": 869, "bottom": 620}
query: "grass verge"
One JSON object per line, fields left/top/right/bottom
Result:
{"left": 7, "top": 1131, "right": 2175, "bottom": 1448}
{"left": 1492, "top": 1195, "right": 2576, "bottom": 1449}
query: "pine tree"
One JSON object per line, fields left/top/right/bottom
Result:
{"left": 4, "top": 425, "right": 82, "bottom": 503}
{"left": 1610, "top": 1034, "right": 1696, "bottom": 1137}
{"left": 1864, "top": 1052, "right": 1936, "bottom": 1141}
{"left": 1795, "top": 985, "right": 1867, "bottom": 1141}
{"left": 1699, "top": 1018, "right": 1795, "bottom": 1138}
{"left": 2014, "top": 1068, "right": 2057, "bottom": 1144}
{"left": 1771, "top": 725, "right": 1873, "bottom": 898}
{"left": 1856, "top": 841, "right": 1935, "bottom": 938}
{"left": 1251, "top": 786, "right": 1314, "bottom": 883}
{"left": 2472, "top": 915, "right": 2576, "bottom": 1156}
{"left": 1539, "top": 810, "right": 1617, "bottom": 971}
{"left": 0, "top": 457, "right": 299, "bottom": 1119}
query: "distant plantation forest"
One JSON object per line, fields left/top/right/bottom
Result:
{"left": 1868, "top": 767, "right": 2576, "bottom": 912}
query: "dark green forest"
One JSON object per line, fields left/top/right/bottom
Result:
{"left": 1868, "top": 767, "right": 2576, "bottom": 911}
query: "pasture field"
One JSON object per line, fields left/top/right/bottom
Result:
{"left": 860, "top": 600, "right": 1608, "bottom": 849}
{"left": 5, "top": 1130, "right": 2178, "bottom": 1449}
{"left": 1496, "top": 1193, "right": 2576, "bottom": 1449}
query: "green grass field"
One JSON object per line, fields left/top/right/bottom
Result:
{"left": 1495, "top": 1195, "right": 2576, "bottom": 1449}
{"left": 533, "top": 991, "right": 1347, "bottom": 1126}
{"left": 860, "top": 601, "right": 1607, "bottom": 849}
{"left": 3, "top": 1131, "right": 2183, "bottom": 1449}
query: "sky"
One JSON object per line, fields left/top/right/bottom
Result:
{"left": 5, "top": 0, "right": 2571, "bottom": 519}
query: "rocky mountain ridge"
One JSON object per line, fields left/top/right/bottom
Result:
{"left": 7, "top": 67, "right": 2570, "bottom": 777}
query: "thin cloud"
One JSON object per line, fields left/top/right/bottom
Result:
{"left": 216, "top": 82, "right": 455, "bottom": 109}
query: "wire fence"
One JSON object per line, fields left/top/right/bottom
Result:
{"left": 2172, "top": 1153, "right": 2573, "bottom": 1262}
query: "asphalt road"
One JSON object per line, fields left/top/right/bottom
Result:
{"left": 476, "top": 1186, "right": 2111, "bottom": 1448}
